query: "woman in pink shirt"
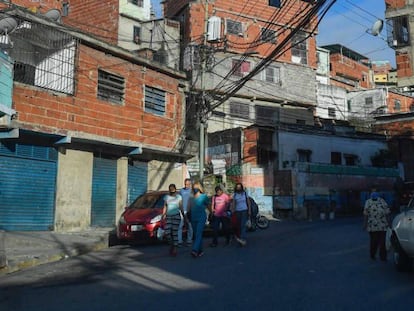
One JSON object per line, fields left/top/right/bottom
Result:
{"left": 210, "top": 185, "right": 232, "bottom": 247}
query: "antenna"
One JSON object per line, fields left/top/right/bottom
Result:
{"left": 369, "top": 19, "right": 384, "bottom": 36}
{"left": 0, "top": 17, "right": 17, "bottom": 34}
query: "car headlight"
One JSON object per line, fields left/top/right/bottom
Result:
{"left": 150, "top": 214, "right": 162, "bottom": 224}
{"left": 119, "top": 215, "right": 126, "bottom": 225}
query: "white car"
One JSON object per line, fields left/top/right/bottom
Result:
{"left": 390, "top": 198, "right": 414, "bottom": 271}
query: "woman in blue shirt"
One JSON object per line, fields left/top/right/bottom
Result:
{"left": 162, "top": 184, "right": 183, "bottom": 256}
{"left": 231, "top": 183, "right": 251, "bottom": 247}
{"left": 188, "top": 182, "right": 210, "bottom": 257}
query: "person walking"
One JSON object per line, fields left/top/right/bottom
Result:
{"left": 178, "top": 178, "right": 193, "bottom": 246}
{"left": 188, "top": 182, "right": 209, "bottom": 258}
{"left": 162, "top": 184, "right": 184, "bottom": 257}
{"left": 210, "top": 185, "right": 232, "bottom": 247}
{"left": 363, "top": 190, "right": 391, "bottom": 261}
{"left": 231, "top": 183, "right": 251, "bottom": 247}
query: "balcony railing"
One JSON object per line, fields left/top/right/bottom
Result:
{"left": 296, "top": 162, "right": 399, "bottom": 177}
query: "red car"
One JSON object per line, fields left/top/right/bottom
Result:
{"left": 117, "top": 191, "right": 168, "bottom": 242}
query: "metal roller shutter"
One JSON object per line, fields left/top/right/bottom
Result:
{"left": 127, "top": 161, "right": 148, "bottom": 205}
{"left": 0, "top": 142, "right": 57, "bottom": 231}
{"left": 91, "top": 157, "right": 117, "bottom": 227}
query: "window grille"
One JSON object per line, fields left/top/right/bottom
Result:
{"left": 226, "top": 19, "right": 243, "bottom": 35}
{"left": 133, "top": 26, "right": 141, "bottom": 44}
{"left": 229, "top": 102, "right": 249, "bottom": 119}
{"left": 97, "top": 70, "right": 125, "bottom": 104}
{"left": 145, "top": 86, "right": 166, "bottom": 116}
{"left": 261, "top": 28, "right": 276, "bottom": 43}
{"left": 291, "top": 30, "right": 308, "bottom": 65}
{"left": 8, "top": 20, "right": 76, "bottom": 94}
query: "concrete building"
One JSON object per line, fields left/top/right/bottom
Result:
{"left": 0, "top": 7, "right": 190, "bottom": 231}
{"left": 208, "top": 123, "right": 399, "bottom": 217}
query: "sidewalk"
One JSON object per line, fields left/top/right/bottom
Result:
{"left": 0, "top": 228, "right": 114, "bottom": 276}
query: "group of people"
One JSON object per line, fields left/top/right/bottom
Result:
{"left": 161, "top": 179, "right": 252, "bottom": 257}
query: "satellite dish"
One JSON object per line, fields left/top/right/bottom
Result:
{"left": 370, "top": 19, "right": 384, "bottom": 36}
{"left": 44, "top": 9, "right": 61, "bottom": 22}
{"left": 0, "top": 17, "right": 18, "bottom": 34}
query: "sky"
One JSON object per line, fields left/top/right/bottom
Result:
{"left": 151, "top": 0, "right": 396, "bottom": 67}
{"left": 317, "top": 0, "right": 395, "bottom": 67}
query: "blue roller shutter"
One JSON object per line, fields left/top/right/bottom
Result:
{"left": 91, "top": 157, "right": 117, "bottom": 227}
{"left": 127, "top": 161, "right": 148, "bottom": 205}
{"left": 0, "top": 142, "right": 57, "bottom": 231}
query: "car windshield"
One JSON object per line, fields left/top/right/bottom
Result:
{"left": 129, "top": 193, "right": 165, "bottom": 210}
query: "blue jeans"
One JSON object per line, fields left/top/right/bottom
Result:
{"left": 235, "top": 210, "right": 248, "bottom": 240}
{"left": 191, "top": 216, "right": 206, "bottom": 253}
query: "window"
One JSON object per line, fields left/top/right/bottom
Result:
{"left": 291, "top": 31, "right": 308, "bottom": 65}
{"left": 365, "top": 97, "right": 373, "bottom": 107}
{"left": 331, "top": 152, "right": 341, "bottom": 165}
{"left": 232, "top": 59, "right": 250, "bottom": 77}
{"left": 387, "top": 15, "right": 410, "bottom": 47}
{"left": 261, "top": 28, "right": 276, "bottom": 43}
{"left": 262, "top": 66, "right": 280, "bottom": 83}
{"left": 269, "top": 0, "right": 281, "bottom": 8}
{"left": 145, "top": 86, "right": 166, "bottom": 116}
{"left": 256, "top": 105, "right": 278, "bottom": 125}
{"left": 394, "top": 99, "right": 401, "bottom": 111}
{"left": 229, "top": 102, "right": 249, "bottom": 119}
{"left": 296, "top": 119, "right": 306, "bottom": 125}
{"left": 97, "top": 70, "right": 125, "bottom": 104}
{"left": 133, "top": 26, "right": 141, "bottom": 44}
{"left": 226, "top": 19, "right": 243, "bottom": 35}
{"left": 344, "top": 154, "right": 357, "bottom": 166}
{"left": 328, "top": 107, "right": 336, "bottom": 118}
{"left": 297, "top": 149, "right": 311, "bottom": 162}
{"left": 129, "top": 0, "right": 143, "bottom": 7}
{"left": 347, "top": 100, "right": 352, "bottom": 112}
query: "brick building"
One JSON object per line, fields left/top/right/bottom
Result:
{"left": 0, "top": 7, "right": 189, "bottom": 231}
{"left": 385, "top": 0, "right": 414, "bottom": 89}
{"left": 163, "top": 0, "right": 321, "bottom": 181}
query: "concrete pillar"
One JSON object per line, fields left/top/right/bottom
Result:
{"left": 0, "top": 230, "right": 7, "bottom": 268}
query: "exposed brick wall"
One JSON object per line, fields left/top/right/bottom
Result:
{"left": 165, "top": 0, "right": 318, "bottom": 68}
{"left": 396, "top": 51, "right": 413, "bottom": 79}
{"left": 385, "top": 0, "right": 406, "bottom": 9}
{"left": 62, "top": 0, "right": 119, "bottom": 45}
{"left": 387, "top": 91, "right": 414, "bottom": 113}
{"left": 243, "top": 127, "right": 258, "bottom": 165}
{"left": 329, "top": 53, "right": 373, "bottom": 89}
{"left": 0, "top": 0, "right": 119, "bottom": 45}
{"left": 13, "top": 44, "right": 184, "bottom": 149}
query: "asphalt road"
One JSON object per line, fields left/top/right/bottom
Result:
{"left": 1, "top": 217, "right": 414, "bottom": 311}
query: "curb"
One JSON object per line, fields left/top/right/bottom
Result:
{"left": 0, "top": 240, "right": 109, "bottom": 276}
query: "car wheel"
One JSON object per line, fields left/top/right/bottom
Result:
{"left": 393, "top": 247, "right": 413, "bottom": 272}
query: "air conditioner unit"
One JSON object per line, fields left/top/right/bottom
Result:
{"left": 207, "top": 16, "right": 221, "bottom": 42}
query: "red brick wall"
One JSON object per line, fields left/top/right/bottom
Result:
{"left": 329, "top": 53, "right": 372, "bottom": 89}
{"left": 374, "top": 119, "right": 414, "bottom": 136}
{"left": 243, "top": 127, "right": 258, "bottom": 165}
{"left": 62, "top": 0, "right": 119, "bottom": 45}
{"left": 0, "top": 0, "right": 119, "bottom": 45}
{"left": 165, "top": 0, "right": 318, "bottom": 68}
{"left": 396, "top": 51, "right": 413, "bottom": 79}
{"left": 13, "top": 44, "right": 184, "bottom": 149}
{"left": 385, "top": 0, "right": 406, "bottom": 9}
{"left": 387, "top": 92, "right": 414, "bottom": 113}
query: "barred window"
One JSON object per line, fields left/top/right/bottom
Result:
{"left": 129, "top": 0, "right": 143, "bottom": 7}
{"left": 133, "top": 26, "right": 141, "bottom": 44}
{"left": 291, "top": 31, "right": 308, "bottom": 65}
{"left": 97, "top": 70, "right": 125, "bottom": 104}
{"left": 262, "top": 66, "right": 280, "bottom": 83}
{"left": 229, "top": 102, "right": 249, "bottom": 119}
{"left": 261, "top": 28, "right": 276, "bottom": 43}
{"left": 232, "top": 59, "right": 250, "bottom": 77}
{"left": 226, "top": 19, "right": 243, "bottom": 35}
{"left": 145, "top": 86, "right": 166, "bottom": 116}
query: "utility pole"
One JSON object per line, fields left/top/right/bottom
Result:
{"left": 198, "top": 0, "right": 209, "bottom": 182}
